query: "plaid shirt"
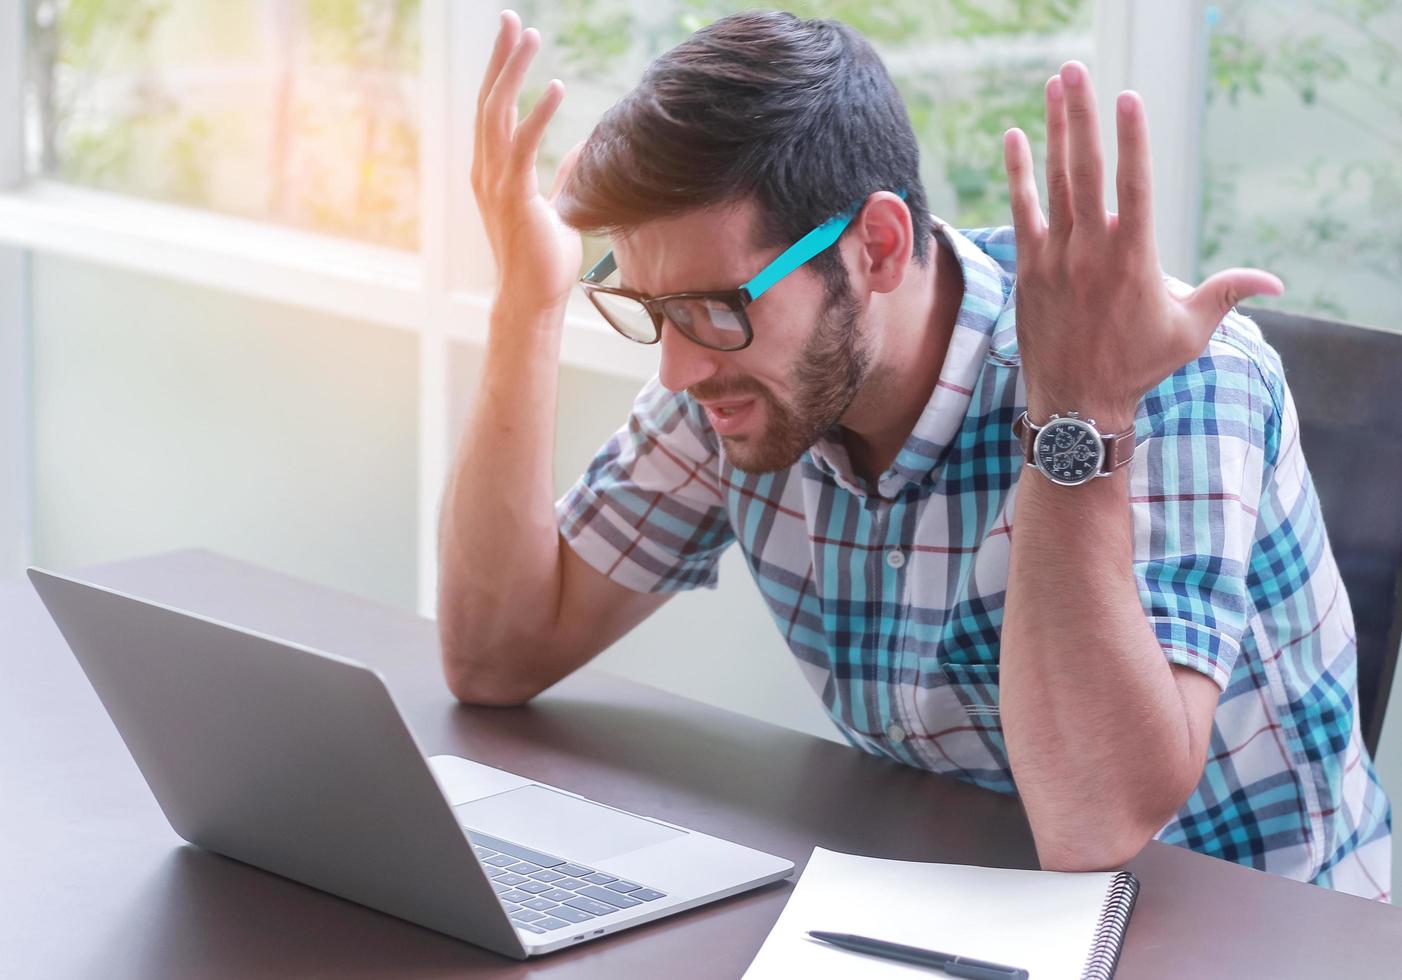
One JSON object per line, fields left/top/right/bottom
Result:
{"left": 557, "top": 222, "right": 1392, "bottom": 901}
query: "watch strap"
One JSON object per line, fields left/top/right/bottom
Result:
{"left": 1013, "top": 411, "right": 1137, "bottom": 475}
{"left": 1102, "top": 421, "right": 1137, "bottom": 472}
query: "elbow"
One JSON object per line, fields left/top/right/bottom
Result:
{"left": 1036, "top": 797, "right": 1180, "bottom": 873}
{"left": 438, "top": 623, "right": 543, "bottom": 708}
{"left": 1032, "top": 728, "right": 1205, "bottom": 874}
{"left": 1038, "top": 826, "right": 1151, "bottom": 873}
{"left": 444, "top": 664, "right": 539, "bottom": 707}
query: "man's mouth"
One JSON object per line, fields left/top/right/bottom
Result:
{"left": 699, "top": 397, "right": 758, "bottom": 436}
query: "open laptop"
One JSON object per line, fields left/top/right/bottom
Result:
{"left": 27, "top": 567, "right": 794, "bottom": 959}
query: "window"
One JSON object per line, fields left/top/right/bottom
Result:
{"left": 24, "top": 0, "right": 421, "bottom": 249}
{"left": 1199, "top": 0, "right": 1401, "bottom": 327}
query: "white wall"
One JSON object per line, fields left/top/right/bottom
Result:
{"left": 0, "top": 246, "right": 28, "bottom": 574}
{"left": 29, "top": 255, "right": 420, "bottom": 611}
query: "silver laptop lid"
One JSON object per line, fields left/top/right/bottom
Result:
{"left": 26, "top": 567, "right": 526, "bottom": 958}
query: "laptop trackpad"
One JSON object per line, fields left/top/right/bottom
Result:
{"left": 453, "top": 784, "right": 685, "bottom": 864}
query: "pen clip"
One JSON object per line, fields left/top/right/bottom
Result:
{"left": 946, "top": 954, "right": 1030, "bottom": 980}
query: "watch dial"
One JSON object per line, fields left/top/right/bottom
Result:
{"left": 1034, "top": 418, "right": 1103, "bottom": 484}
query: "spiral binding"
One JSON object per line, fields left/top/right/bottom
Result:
{"left": 1080, "top": 871, "right": 1140, "bottom": 980}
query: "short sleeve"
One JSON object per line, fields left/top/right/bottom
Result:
{"left": 1130, "top": 311, "right": 1284, "bottom": 691}
{"left": 556, "top": 376, "right": 735, "bottom": 593}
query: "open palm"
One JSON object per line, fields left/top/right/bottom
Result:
{"left": 471, "top": 12, "right": 583, "bottom": 316}
{"left": 1002, "top": 61, "right": 1284, "bottom": 429}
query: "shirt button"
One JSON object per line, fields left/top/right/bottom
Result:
{"left": 887, "top": 723, "right": 906, "bottom": 743}
{"left": 885, "top": 549, "right": 906, "bottom": 569}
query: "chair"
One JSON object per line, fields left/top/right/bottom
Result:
{"left": 1241, "top": 305, "right": 1402, "bottom": 758}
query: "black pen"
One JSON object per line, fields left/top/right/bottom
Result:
{"left": 807, "top": 931, "right": 1030, "bottom": 979}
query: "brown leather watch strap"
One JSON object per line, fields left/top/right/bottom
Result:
{"left": 1102, "top": 422, "right": 1138, "bottom": 472}
{"left": 1012, "top": 411, "right": 1036, "bottom": 464}
{"left": 1012, "top": 411, "right": 1137, "bottom": 475}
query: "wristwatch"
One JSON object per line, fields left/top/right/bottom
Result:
{"left": 1012, "top": 411, "right": 1137, "bottom": 487}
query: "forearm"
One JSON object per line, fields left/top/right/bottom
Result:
{"left": 1000, "top": 465, "right": 1196, "bottom": 870}
{"left": 437, "top": 300, "right": 568, "bottom": 701}
{"left": 992, "top": 55, "right": 1282, "bottom": 871}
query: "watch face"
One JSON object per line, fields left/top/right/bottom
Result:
{"left": 1033, "top": 416, "right": 1104, "bottom": 485}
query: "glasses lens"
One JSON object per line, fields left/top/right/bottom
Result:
{"left": 589, "top": 291, "right": 658, "bottom": 344}
{"left": 662, "top": 296, "right": 751, "bottom": 351}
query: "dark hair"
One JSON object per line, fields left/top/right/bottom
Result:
{"left": 557, "top": 10, "right": 933, "bottom": 297}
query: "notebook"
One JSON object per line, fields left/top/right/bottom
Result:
{"left": 743, "top": 847, "right": 1139, "bottom": 980}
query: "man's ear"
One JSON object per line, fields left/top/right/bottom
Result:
{"left": 848, "top": 191, "right": 915, "bottom": 295}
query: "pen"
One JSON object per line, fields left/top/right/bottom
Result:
{"left": 807, "top": 931, "right": 1030, "bottom": 979}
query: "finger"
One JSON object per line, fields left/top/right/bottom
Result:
{"left": 483, "top": 28, "right": 541, "bottom": 173}
{"left": 550, "top": 137, "right": 587, "bottom": 204}
{"left": 1114, "top": 90, "right": 1156, "bottom": 254}
{"left": 509, "top": 79, "right": 564, "bottom": 179}
{"left": 1183, "top": 268, "right": 1285, "bottom": 328}
{"left": 473, "top": 11, "right": 522, "bottom": 187}
{"left": 1003, "top": 127, "right": 1045, "bottom": 256}
{"left": 1044, "top": 74, "right": 1072, "bottom": 236}
{"left": 477, "top": 11, "right": 522, "bottom": 117}
{"left": 1059, "top": 61, "right": 1106, "bottom": 229}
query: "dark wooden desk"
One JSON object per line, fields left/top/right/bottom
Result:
{"left": 3, "top": 550, "right": 1399, "bottom": 978}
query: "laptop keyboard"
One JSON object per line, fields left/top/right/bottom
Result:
{"left": 466, "top": 829, "right": 669, "bottom": 935}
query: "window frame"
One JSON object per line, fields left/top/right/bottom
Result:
{"left": 0, "top": 0, "right": 1207, "bottom": 612}
{"left": 1, "top": 0, "right": 31, "bottom": 574}
{"left": 1093, "top": 0, "right": 1209, "bottom": 282}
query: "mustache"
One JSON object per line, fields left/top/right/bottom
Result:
{"left": 687, "top": 376, "right": 771, "bottom": 403}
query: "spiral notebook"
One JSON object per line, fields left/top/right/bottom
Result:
{"left": 743, "top": 847, "right": 1139, "bottom": 980}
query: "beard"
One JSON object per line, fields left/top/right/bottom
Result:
{"left": 690, "top": 283, "right": 870, "bottom": 474}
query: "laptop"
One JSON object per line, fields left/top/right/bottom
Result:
{"left": 27, "top": 567, "right": 794, "bottom": 959}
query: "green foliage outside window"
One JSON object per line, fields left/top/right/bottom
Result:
{"left": 28, "top": 0, "right": 1394, "bottom": 327}
{"left": 1200, "top": 0, "right": 1401, "bottom": 326}
{"left": 25, "top": 0, "right": 421, "bottom": 249}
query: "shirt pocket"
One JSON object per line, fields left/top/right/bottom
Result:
{"left": 915, "top": 637, "right": 1008, "bottom": 772}
{"left": 935, "top": 644, "right": 1003, "bottom": 717}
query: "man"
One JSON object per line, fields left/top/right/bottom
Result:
{"left": 439, "top": 9, "right": 1391, "bottom": 900}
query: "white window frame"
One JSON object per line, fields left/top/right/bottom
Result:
{"left": 1, "top": 2, "right": 31, "bottom": 574}
{"left": 1093, "top": 0, "right": 1208, "bottom": 282}
{"left": 0, "top": 0, "right": 1205, "bottom": 611}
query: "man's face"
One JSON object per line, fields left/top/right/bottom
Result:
{"left": 612, "top": 201, "right": 873, "bottom": 473}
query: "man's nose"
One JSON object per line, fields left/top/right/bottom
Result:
{"left": 657, "top": 320, "right": 720, "bottom": 393}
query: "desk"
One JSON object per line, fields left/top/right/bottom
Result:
{"left": 3, "top": 549, "right": 1399, "bottom": 978}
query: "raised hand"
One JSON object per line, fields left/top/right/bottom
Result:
{"left": 1003, "top": 61, "right": 1284, "bottom": 429}
{"left": 471, "top": 11, "right": 582, "bottom": 317}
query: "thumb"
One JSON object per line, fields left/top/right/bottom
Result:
{"left": 549, "top": 138, "right": 587, "bottom": 204}
{"left": 1183, "top": 267, "right": 1285, "bottom": 327}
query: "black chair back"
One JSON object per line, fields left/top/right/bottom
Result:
{"left": 1243, "top": 306, "right": 1402, "bottom": 757}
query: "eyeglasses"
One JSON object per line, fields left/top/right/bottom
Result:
{"left": 578, "top": 189, "right": 906, "bottom": 352}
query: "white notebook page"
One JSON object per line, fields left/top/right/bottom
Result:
{"left": 744, "top": 847, "right": 1119, "bottom": 980}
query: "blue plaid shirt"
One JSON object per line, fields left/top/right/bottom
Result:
{"left": 557, "top": 222, "right": 1392, "bottom": 901}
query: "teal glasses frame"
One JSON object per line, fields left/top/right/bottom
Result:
{"left": 578, "top": 189, "right": 907, "bottom": 352}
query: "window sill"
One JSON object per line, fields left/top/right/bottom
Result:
{"left": 0, "top": 181, "right": 426, "bottom": 329}
{"left": 0, "top": 181, "right": 659, "bottom": 382}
